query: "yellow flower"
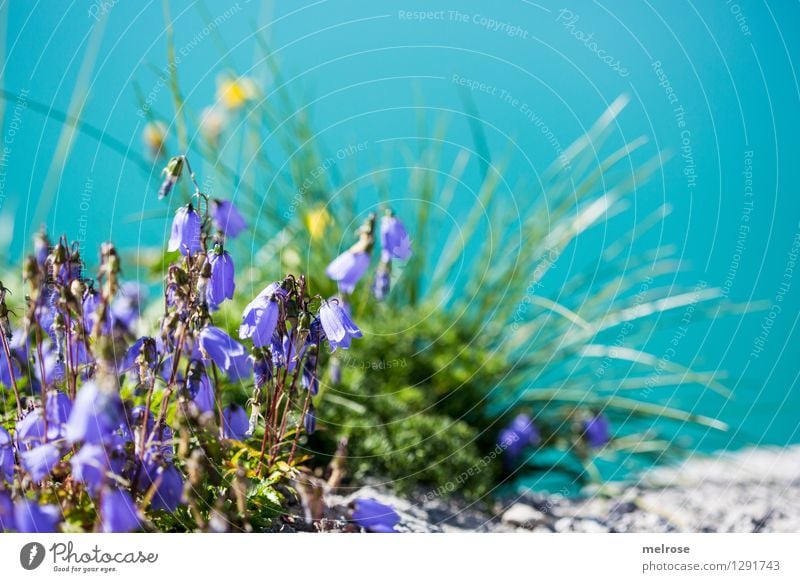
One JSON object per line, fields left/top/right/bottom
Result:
{"left": 216, "top": 76, "right": 257, "bottom": 110}
{"left": 305, "top": 207, "right": 332, "bottom": 241}
{"left": 142, "top": 121, "right": 167, "bottom": 155}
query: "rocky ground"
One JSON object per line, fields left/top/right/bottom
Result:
{"left": 298, "top": 446, "right": 800, "bottom": 533}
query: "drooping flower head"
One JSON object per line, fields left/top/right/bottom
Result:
{"left": 70, "top": 443, "right": 110, "bottom": 494}
{"left": 239, "top": 282, "right": 284, "bottom": 347}
{"left": 304, "top": 404, "right": 316, "bottom": 435}
{"left": 210, "top": 199, "right": 246, "bottom": 239}
{"left": 99, "top": 488, "right": 140, "bottom": 533}
{"left": 380, "top": 211, "right": 412, "bottom": 261}
{"left": 318, "top": 299, "right": 362, "bottom": 352}
{"left": 65, "top": 381, "right": 124, "bottom": 445}
{"left": 498, "top": 413, "right": 541, "bottom": 463}
{"left": 583, "top": 413, "right": 610, "bottom": 448}
{"left": 20, "top": 443, "right": 62, "bottom": 481}
{"left": 168, "top": 204, "right": 202, "bottom": 256}
{"left": 326, "top": 213, "right": 375, "bottom": 294}
{"left": 222, "top": 404, "right": 248, "bottom": 441}
{"left": 207, "top": 246, "right": 236, "bottom": 309}
{"left": 325, "top": 251, "right": 370, "bottom": 294}
{"left": 351, "top": 498, "right": 400, "bottom": 533}
{"left": 12, "top": 500, "right": 61, "bottom": 533}
{"left": 198, "top": 326, "right": 251, "bottom": 379}
{"left": 0, "top": 427, "right": 13, "bottom": 482}
{"left": 158, "top": 156, "right": 183, "bottom": 199}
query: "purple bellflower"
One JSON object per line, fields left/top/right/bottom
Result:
{"left": 584, "top": 414, "right": 611, "bottom": 448}
{"left": 15, "top": 409, "right": 46, "bottom": 450}
{"left": 325, "top": 250, "right": 370, "bottom": 294}
{"left": 222, "top": 404, "right": 248, "bottom": 441}
{"left": 100, "top": 488, "right": 140, "bottom": 533}
{"left": 210, "top": 199, "right": 247, "bottom": 239}
{"left": 0, "top": 490, "right": 13, "bottom": 531}
{"left": 207, "top": 247, "right": 236, "bottom": 309}
{"left": 304, "top": 405, "right": 316, "bottom": 435}
{"left": 498, "top": 414, "right": 541, "bottom": 463}
{"left": 70, "top": 443, "right": 109, "bottom": 493}
{"left": 239, "top": 282, "right": 283, "bottom": 347}
{"left": 168, "top": 204, "right": 202, "bottom": 256}
{"left": 65, "top": 381, "right": 123, "bottom": 445}
{"left": 188, "top": 371, "right": 215, "bottom": 414}
{"left": 20, "top": 443, "right": 62, "bottom": 481}
{"left": 0, "top": 427, "right": 13, "bottom": 482}
{"left": 380, "top": 214, "right": 412, "bottom": 261}
{"left": 13, "top": 499, "right": 61, "bottom": 533}
{"left": 319, "top": 300, "right": 362, "bottom": 351}
{"left": 198, "top": 326, "right": 250, "bottom": 378}
{"left": 351, "top": 498, "right": 400, "bottom": 533}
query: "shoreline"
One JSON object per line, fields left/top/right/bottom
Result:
{"left": 317, "top": 446, "right": 800, "bottom": 533}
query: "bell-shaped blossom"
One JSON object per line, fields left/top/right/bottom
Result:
{"left": 326, "top": 250, "right": 370, "bottom": 294}
{"left": 222, "top": 404, "right": 248, "bottom": 440}
{"left": 168, "top": 205, "right": 202, "bottom": 256}
{"left": 20, "top": 443, "right": 62, "bottom": 481}
{"left": 13, "top": 499, "right": 60, "bottom": 533}
{"left": 15, "top": 409, "right": 46, "bottom": 450}
{"left": 0, "top": 427, "right": 14, "bottom": 482}
{"left": 584, "top": 414, "right": 611, "bottom": 448}
{"left": 70, "top": 443, "right": 110, "bottom": 493}
{"left": 372, "top": 263, "right": 391, "bottom": 301}
{"left": 380, "top": 214, "right": 412, "bottom": 260}
{"left": 198, "top": 326, "right": 249, "bottom": 377}
{"left": 0, "top": 346, "right": 21, "bottom": 388}
{"left": 498, "top": 413, "right": 541, "bottom": 463}
{"left": 0, "top": 490, "right": 13, "bottom": 531}
{"left": 100, "top": 488, "right": 140, "bottom": 533}
{"left": 65, "top": 381, "right": 123, "bottom": 444}
{"left": 351, "top": 498, "right": 400, "bottom": 533}
{"left": 188, "top": 371, "right": 215, "bottom": 414}
{"left": 207, "top": 249, "right": 236, "bottom": 309}
{"left": 319, "top": 300, "right": 362, "bottom": 351}
{"left": 139, "top": 463, "right": 184, "bottom": 512}
{"left": 239, "top": 282, "right": 283, "bottom": 347}
{"left": 210, "top": 199, "right": 246, "bottom": 238}
{"left": 304, "top": 405, "right": 316, "bottom": 435}
{"left": 45, "top": 391, "right": 73, "bottom": 440}
{"left": 110, "top": 282, "right": 144, "bottom": 331}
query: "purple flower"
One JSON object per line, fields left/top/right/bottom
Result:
{"left": 20, "top": 443, "right": 61, "bottom": 481}
{"left": 326, "top": 251, "right": 370, "bottom": 294}
{"left": 351, "top": 498, "right": 400, "bottom": 533}
{"left": 0, "top": 344, "right": 21, "bottom": 388}
{"left": 0, "top": 490, "right": 13, "bottom": 531}
{"left": 1, "top": 427, "right": 15, "bottom": 482}
{"left": 207, "top": 249, "right": 236, "bottom": 308}
{"left": 158, "top": 156, "right": 183, "bottom": 200}
{"left": 498, "top": 414, "right": 540, "bottom": 462}
{"left": 239, "top": 282, "right": 283, "bottom": 347}
{"left": 110, "top": 282, "right": 144, "bottom": 331}
{"left": 198, "top": 326, "right": 250, "bottom": 377}
{"left": 70, "top": 443, "right": 114, "bottom": 494}
{"left": 120, "top": 336, "right": 158, "bottom": 376}
{"left": 46, "top": 390, "right": 73, "bottom": 440}
{"left": 65, "top": 381, "right": 123, "bottom": 444}
{"left": 319, "top": 300, "right": 362, "bottom": 351}
{"left": 372, "top": 264, "right": 391, "bottom": 301}
{"left": 13, "top": 500, "right": 60, "bottom": 533}
{"left": 210, "top": 199, "right": 246, "bottom": 238}
{"left": 380, "top": 214, "right": 412, "bottom": 260}
{"left": 15, "top": 409, "right": 46, "bottom": 450}
{"left": 139, "top": 463, "right": 184, "bottom": 512}
{"left": 188, "top": 371, "right": 215, "bottom": 414}
{"left": 584, "top": 414, "right": 610, "bottom": 448}
{"left": 168, "top": 205, "right": 202, "bottom": 255}
{"left": 100, "top": 488, "right": 140, "bottom": 533}
{"left": 222, "top": 404, "right": 248, "bottom": 440}
{"left": 304, "top": 405, "right": 316, "bottom": 435}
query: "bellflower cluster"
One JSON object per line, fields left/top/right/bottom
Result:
{"left": 0, "top": 154, "right": 364, "bottom": 533}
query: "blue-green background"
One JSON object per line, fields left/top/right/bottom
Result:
{"left": 1, "top": 1, "right": 798, "bottom": 456}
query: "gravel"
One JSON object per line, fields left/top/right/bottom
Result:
{"left": 316, "top": 446, "right": 800, "bottom": 533}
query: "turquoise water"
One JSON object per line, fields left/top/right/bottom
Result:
{"left": 1, "top": 1, "right": 798, "bottom": 460}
